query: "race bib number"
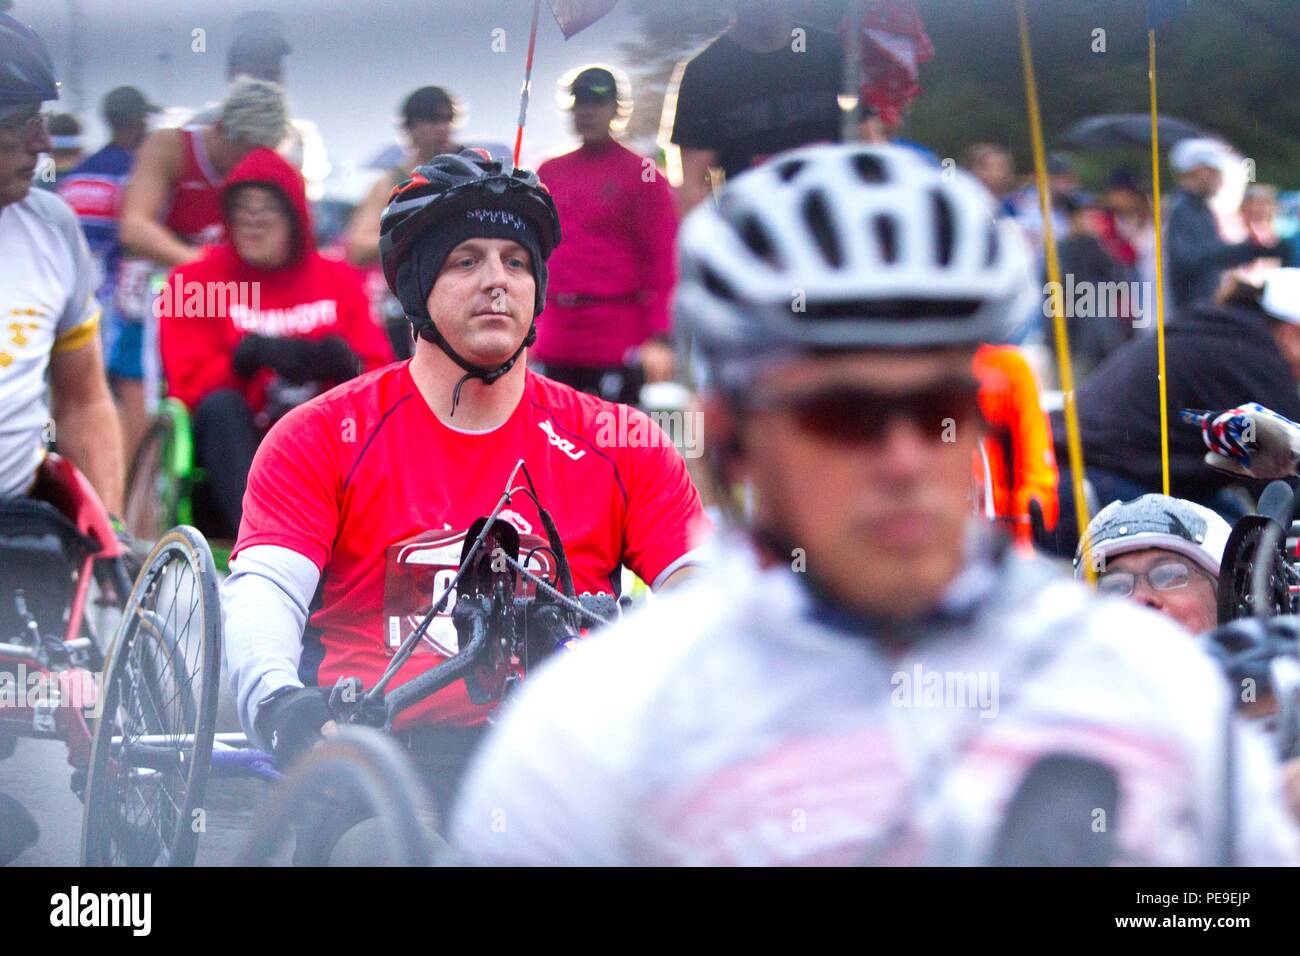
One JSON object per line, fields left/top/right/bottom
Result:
{"left": 114, "top": 258, "right": 160, "bottom": 322}
{"left": 382, "top": 527, "right": 556, "bottom": 657}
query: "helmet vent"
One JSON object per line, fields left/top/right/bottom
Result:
{"left": 802, "top": 190, "right": 843, "bottom": 268}
{"left": 984, "top": 220, "right": 1000, "bottom": 267}
{"left": 701, "top": 264, "right": 738, "bottom": 303}
{"left": 775, "top": 159, "right": 806, "bottom": 183}
{"left": 851, "top": 153, "right": 887, "bottom": 184}
{"left": 739, "top": 215, "right": 781, "bottom": 267}
{"left": 873, "top": 215, "right": 898, "bottom": 264}
{"left": 799, "top": 297, "right": 983, "bottom": 320}
{"left": 931, "top": 190, "right": 955, "bottom": 266}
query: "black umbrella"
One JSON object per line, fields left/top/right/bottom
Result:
{"left": 1062, "top": 113, "right": 1211, "bottom": 150}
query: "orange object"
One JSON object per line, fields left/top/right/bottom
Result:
{"left": 973, "top": 344, "right": 1060, "bottom": 545}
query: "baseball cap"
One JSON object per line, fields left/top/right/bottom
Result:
{"left": 569, "top": 66, "right": 617, "bottom": 103}
{"left": 102, "top": 86, "right": 161, "bottom": 126}
{"left": 1261, "top": 268, "right": 1300, "bottom": 325}
{"left": 1170, "top": 137, "right": 1231, "bottom": 174}
{"left": 47, "top": 112, "right": 81, "bottom": 151}
{"left": 229, "top": 10, "right": 291, "bottom": 74}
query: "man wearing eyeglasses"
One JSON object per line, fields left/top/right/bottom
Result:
{"left": 1074, "top": 495, "right": 1230, "bottom": 636}
{"left": 452, "top": 143, "right": 1299, "bottom": 866}
{"left": 0, "top": 14, "right": 123, "bottom": 515}
{"left": 0, "top": 12, "right": 125, "bottom": 866}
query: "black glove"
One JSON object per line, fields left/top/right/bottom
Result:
{"left": 233, "top": 334, "right": 272, "bottom": 379}
{"left": 260, "top": 338, "right": 318, "bottom": 385}
{"left": 308, "top": 335, "right": 362, "bottom": 382}
{"left": 258, "top": 686, "right": 334, "bottom": 770}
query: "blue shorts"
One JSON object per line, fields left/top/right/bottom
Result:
{"left": 108, "top": 317, "right": 144, "bottom": 381}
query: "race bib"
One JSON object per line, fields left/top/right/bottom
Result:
{"left": 382, "top": 527, "right": 556, "bottom": 657}
{"left": 114, "top": 258, "right": 161, "bottom": 322}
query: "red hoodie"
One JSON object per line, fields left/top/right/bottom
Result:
{"left": 160, "top": 147, "right": 393, "bottom": 415}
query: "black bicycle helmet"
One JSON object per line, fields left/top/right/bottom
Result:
{"left": 0, "top": 14, "right": 58, "bottom": 115}
{"left": 379, "top": 149, "right": 561, "bottom": 413}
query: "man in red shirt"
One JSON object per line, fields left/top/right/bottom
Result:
{"left": 532, "top": 67, "right": 678, "bottom": 404}
{"left": 222, "top": 150, "right": 708, "bottom": 814}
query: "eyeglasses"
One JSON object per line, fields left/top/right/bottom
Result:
{"left": 747, "top": 377, "right": 983, "bottom": 446}
{"left": 230, "top": 202, "right": 283, "bottom": 222}
{"left": 1096, "top": 560, "right": 1202, "bottom": 598}
{"left": 0, "top": 109, "right": 50, "bottom": 142}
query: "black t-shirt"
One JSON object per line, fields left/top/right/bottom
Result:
{"left": 671, "top": 28, "right": 843, "bottom": 179}
{"left": 1054, "top": 303, "right": 1300, "bottom": 499}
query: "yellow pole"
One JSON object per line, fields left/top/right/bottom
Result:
{"left": 1014, "top": 0, "right": 1094, "bottom": 582}
{"left": 1149, "top": 28, "right": 1171, "bottom": 494}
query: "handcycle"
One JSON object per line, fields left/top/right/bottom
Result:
{"left": 122, "top": 396, "right": 234, "bottom": 573}
{"left": 88, "top": 458, "right": 618, "bottom": 865}
{"left": 0, "top": 455, "right": 135, "bottom": 848}
{"left": 237, "top": 458, "right": 620, "bottom": 865}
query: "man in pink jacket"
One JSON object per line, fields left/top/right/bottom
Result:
{"left": 533, "top": 67, "right": 677, "bottom": 405}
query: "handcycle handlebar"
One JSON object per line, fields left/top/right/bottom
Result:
{"left": 381, "top": 595, "right": 493, "bottom": 726}
{"left": 329, "top": 589, "right": 617, "bottom": 731}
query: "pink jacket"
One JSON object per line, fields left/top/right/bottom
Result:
{"left": 534, "top": 140, "right": 677, "bottom": 367}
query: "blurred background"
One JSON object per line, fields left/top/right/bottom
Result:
{"left": 13, "top": 0, "right": 1297, "bottom": 195}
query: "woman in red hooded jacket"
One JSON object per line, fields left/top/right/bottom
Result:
{"left": 159, "top": 146, "right": 393, "bottom": 536}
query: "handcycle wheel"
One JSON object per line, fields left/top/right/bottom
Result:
{"left": 1217, "top": 516, "right": 1292, "bottom": 623}
{"left": 236, "top": 727, "right": 440, "bottom": 867}
{"left": 123, "top": 408, "right": 183, "bottom": 543}
{"left": 80, "top": 526, "right": 221, "bottom": 866}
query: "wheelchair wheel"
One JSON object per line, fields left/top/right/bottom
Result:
{"left": 123, "top": 405, "right": 186, "bottom": 544}
{"left": 236, "top": 727, "right": 440, "bottom": 867}
{"left": 80, "top": 526, "right": 221, "bottom": 866}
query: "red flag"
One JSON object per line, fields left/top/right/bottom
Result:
{"left": 847, "top": 0, "right": 934, "bottom": 129}
{"left": 546, "top": 0, "right": 617, "bottom": 39}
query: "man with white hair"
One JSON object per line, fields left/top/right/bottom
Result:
{"left": 1166, "top": 137, "right": 1283, "bottom": 309}
{"left": 112, "top": 77, "right": 288, "bottom": 462}
{"left": 1075, "top": 494, "right": 1230, "bottom": 635}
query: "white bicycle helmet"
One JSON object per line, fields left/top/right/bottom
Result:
{"left": 1074, "top": 494, "right": 1232, "bottom": 579}
{"left": 675, "top": 142, "right": 1038, "bottom": 391}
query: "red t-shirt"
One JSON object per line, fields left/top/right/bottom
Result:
{"left": 233, "top": 363, "right": 710, "bottom": 728}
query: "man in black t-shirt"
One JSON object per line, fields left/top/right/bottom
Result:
{"left": 671, "top": 0, "right": 842, "bottom": 211}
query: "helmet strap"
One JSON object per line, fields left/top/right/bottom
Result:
{"left": 413, "top": 315, "right": 537, "bottom": 417}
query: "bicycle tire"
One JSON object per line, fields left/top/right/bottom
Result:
{"left": 80, "top": 526, "right": 221, "bottom": 866}
{"left": 122, "top": 414, "right": 180, "bottom": 544}
{"left": 236, "top": 727, "right": 439, "bottom": 867}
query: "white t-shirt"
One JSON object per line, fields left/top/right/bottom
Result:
{"left": 0, "top": 188, "right": 101, "bottom": 499}
{"left": 451, "top": 535, "right": 1300, "bottom": 866}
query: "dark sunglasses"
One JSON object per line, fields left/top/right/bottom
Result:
{"left": 748, "top": 376, "right": 983, "bottom": 445}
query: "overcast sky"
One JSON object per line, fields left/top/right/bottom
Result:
{"left": 14, "top": 0, "right": 648, "bottom": 192}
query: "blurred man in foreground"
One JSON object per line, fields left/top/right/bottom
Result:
{"left": 452, "top": 143, "right": 1299, "bottom": 866}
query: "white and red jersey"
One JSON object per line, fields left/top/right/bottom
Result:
{"left": 451, "top": 534, "right": 1300, "bottom": 866}
{"left": 230, "top": 363, "right": 710, "bottom": 729}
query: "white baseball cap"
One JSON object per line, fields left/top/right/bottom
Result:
{"left": 1169, "top": 137, "right": 1232, "bottom": 173}
{"left": 1262, "top": 268, "right": 1300, "bottom": 324}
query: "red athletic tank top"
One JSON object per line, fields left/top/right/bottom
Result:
{"left": 164, "top": 125, "right": 225, "bottom": 247}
